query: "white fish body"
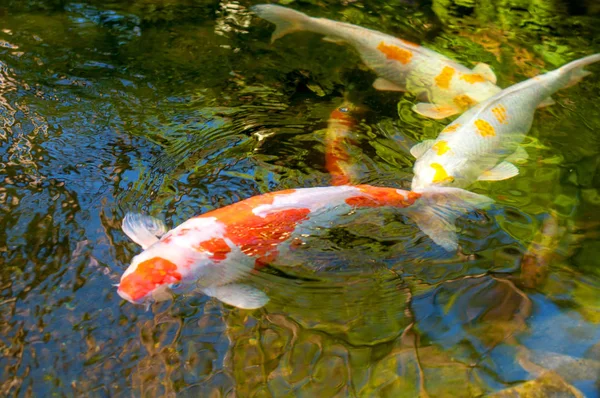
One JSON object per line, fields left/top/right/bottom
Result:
{"left": 411, "top": 54, "right": 600, "bottom": 191}
{"left": 251, "top": 4, "right": 502, "bottom": 119}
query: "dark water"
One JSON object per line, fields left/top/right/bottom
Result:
{"left": 0, "top": 0, "right": 599, "bottom": 396}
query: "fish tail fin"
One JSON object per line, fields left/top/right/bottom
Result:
{"left": 558, "top": 53, "right": 600, "bottom": 88}
{"left": 404, "top": 187, "right": 494, "bottom": 251}
{"left": 251, "top": 4, "right": 316, "bottom": 42}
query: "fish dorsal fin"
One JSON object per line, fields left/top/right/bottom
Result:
{"left": 372, "top": 78, "right": 406, "bottom": 92}
{"left": 472, "top": 63, "right": 497, "bottom": 84}
{"left": 410, "top": 139, "right": 435, "bottom": 158}
{"left": 477, "top": 161, "right": 519, "bottom": 181}
{"left": 413, "top": 103, "right": 461, "bottom": 119}
{"left": 505, "top": 146, "right": 529, "bottom": 164}
{"left": 202, "top": 284, "right": 269, "bottom": 309}
{"left": 122, "top": 213, "right": 167, "bottom": 249}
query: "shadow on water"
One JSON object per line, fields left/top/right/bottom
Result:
{"left": 0, "top": 0, "right": 599, "bottom": 396}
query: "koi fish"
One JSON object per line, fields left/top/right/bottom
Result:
{"left": 410, "top": 54, "right": 600, "bottom": 191}
{"left": 520, "top": 212, "right": 560, "bottom": 289}
{"left": 325, "top": 101, "right": 363, "bottom": 185}
{"left": 117, "top": 185, "right": 492, "bottom": 309}
{"left": 251, "top": 4, "right": 502, "bottom": 119}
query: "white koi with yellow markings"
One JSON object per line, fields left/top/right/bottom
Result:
{"left": 411, "top": 54, "right": 600, "bottom": 191}
{"left": 251, "top": 4, "right": 501, "bottom": 119}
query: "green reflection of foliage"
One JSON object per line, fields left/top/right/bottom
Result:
{"left": 490, "top": 371, "right": 584, "bottom": 397}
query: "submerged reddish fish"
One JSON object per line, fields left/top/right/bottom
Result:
{"left": 325, "top": 101, "right": 363, "bottom": 185}
{"left": 117, "top": 185, "right": 492, "bottom": 309}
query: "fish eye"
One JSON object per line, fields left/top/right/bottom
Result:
{"left": 339, "top": 107, "right": 349, "bottom": 113}
{"left": 171, "top": 283, "right": 181, "bottom": 290}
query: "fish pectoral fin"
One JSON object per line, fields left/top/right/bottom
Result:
{"left": 202, "top": 284, "right": 269, "bottom": 309}
{"left": 322, "top": 36, "right": 346, "bottom": 44}
{"left": 477, "top": 161, "right": 519, "bottom": 181}
{"left": 472, "top": 63, "right": 497, "bottom": 84}
{"left": 122, "top": 213, "right": 168, "bottom": 249}
{"left": 505, "top": 146, "right": 529, "bottom": 164}
{"left": 410, "top": 139, "right": 435, "bottom": 159}
{"left": 372, "top": 78, "right": 406, "bottom": 92}
{"left": 537, "top": 97, "right": 556, "bottom": 108}
{"left": 413, "top": 103, "right": 461, "bottom": 119}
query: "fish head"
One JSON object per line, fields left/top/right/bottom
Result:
{"left": 116, "top": 242, "right": 210, "bottom": 305}
{"left": 329, "top": 101, "right": 367, "bottom": 126}
{"left": 118, "top": 212, "right": 246, "bottom": 306}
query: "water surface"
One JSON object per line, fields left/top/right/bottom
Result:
{"left": 0, "top": 0, "right": 599, "bottom": 396}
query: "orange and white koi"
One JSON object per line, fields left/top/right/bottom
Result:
{"left": 325, "top": 101, "right": 363, "bottom": 185}
{"left": 251, "top": 4, "right": 502, "bottom": 119}
{"left": 117, "top": 185, "right": 491, "bottom": 309}
{"left": 410, "top": 54, "right": 600, "bottom": 191}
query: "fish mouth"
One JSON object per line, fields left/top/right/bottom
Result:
{"left": 117, "top": 284, "right": 172, "bottom": 307}
{"left": 117, "top": 287, "right": 146, "bottom": 305}
{"left": 117, "top": 288, "right": 154, "bottom": 310}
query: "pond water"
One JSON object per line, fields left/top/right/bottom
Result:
{"left": 0, "top": 0, "right": 599, "bottom": 396}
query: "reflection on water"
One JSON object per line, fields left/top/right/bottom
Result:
{"left": 0, "top": 0, "right": 599, "bottom": 396}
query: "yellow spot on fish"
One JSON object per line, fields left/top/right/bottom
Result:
{"left": 460, "top": 73, "right": 486, "bottom": 84}
{"left": 491, "top": 104, "right": 508, "bottom": 124}
{"left": 432, "top": 141, "right": 450, "bottom": 156}
{"left": 430, "top": 163, "right": 454, "bottom": 183}
{"left": 453, "top": 94, "right": 476, "bottom": 109}
{"left": 377, "top": 42, "right": 412, "bottom": 64}
{"left": 435, "top": 66, "right": 455, "bottom": 89}
{"left": 474, "top": 119, "right": 496, "bottom": 137}
{"left": 442, "top": 123, "right": 461, "bottom": 133}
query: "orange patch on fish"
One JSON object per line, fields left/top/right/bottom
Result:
{"left": 474, "top": 119, "right": 496, "bottom": 137}
{"left": 453, "top": 94, "right": 476, "bottom": 109}
{"left": 235, "top": 208, "right": 311, "bottom": 260}
{"left": 346, "top": 186, "right": 420, "bottom": 208}
{"left": 442, "top": 123, "right": 461, "bottom": 134}
{"left": 399, "top": 38, "right": 419, "bottom": 47}
{"left": 432, "top": 141, "right": 450, "bottom": 156}
{"left": 326, "top": 103, "right": 358, "bottom": 185}
{"left": 203, "top": 201, "right": 311, "bottom": 267}
{"left": 119, "top": 257, "right": 182, "bottom": 302}
{"left": 196, "top": 238, "right": 231, "bottom": 261}
{"left": 329, "top": 109, "right": 355, "bottom": 127}
{"left": 460, "top": 73, "right": 486, "bottom": 84}
{"left": 200, "top": 189, "right": 297, "bottom": 220}
{"left": 491, "top": 104, "right": 508, "bottom": 124}
{"left": 377, "top": 42, "right": 412, "bottom": 64}
{"left": 435, "top": 66, "right": 455, "bottom": 89}
{"left": 430, "top": 163, "right": 454, "bottom": 183}
{"left": 325, "top": 136, "right": 353, "bottom": 186}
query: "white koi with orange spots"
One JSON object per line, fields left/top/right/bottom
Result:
{"left": 411, "top": 54, "right": 600, "bottom": 191}
{"left": 117, "top": 185, "right": 492, "bottom": 309}
{"left": 251, "top": 4, "right": 501, "bottom": 119}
